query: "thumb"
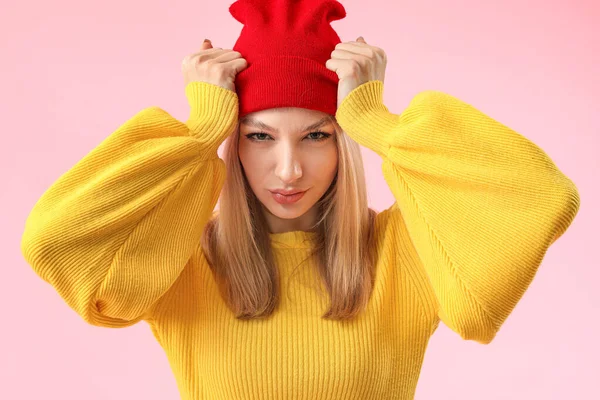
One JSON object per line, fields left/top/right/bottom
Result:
{"left": 201, "top": 38, "right": 213, "bottom": 50}
{"left": 357, "top": 36, "right": 366, "bottom": 43}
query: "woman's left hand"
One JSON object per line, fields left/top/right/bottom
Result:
{"left": 325, "top": 36, "right": 387, "bottom": 109}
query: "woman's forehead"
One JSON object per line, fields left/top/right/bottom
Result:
{"left": 240, "top": 108, "right": 332, "bottom": 132}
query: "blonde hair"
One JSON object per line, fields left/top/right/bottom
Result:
{"left": 200, "top": 109, "right": 378, "bottom": 321}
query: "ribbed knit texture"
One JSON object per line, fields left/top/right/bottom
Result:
{"left": 21, "top": 80, "right": 580, "bottom": 399}
{"left": 229, "top": 0, "right": 345, "bottom": 118}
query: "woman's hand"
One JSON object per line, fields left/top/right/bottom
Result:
{"left": 325, "top": 37, "right": 387, "bottom": 109}
{"left": 181, "top": 39, "right": 248, "bottom": 92}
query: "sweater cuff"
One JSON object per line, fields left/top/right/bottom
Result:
{"left": 334, "top": 80, "right": 398, "bottom": 159}
{"left": 184, "top": 81, "right": 240, "bottom": 148}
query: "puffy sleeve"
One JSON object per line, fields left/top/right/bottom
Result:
{"left": 20, "top": 82, "right": 239, "bottom": 328}
{"left": 335, "top": 80, "right": 581, "bottom": 344}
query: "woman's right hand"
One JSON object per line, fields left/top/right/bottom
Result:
{"left": 181, "top": 39, "right": 248, "bottom": 93}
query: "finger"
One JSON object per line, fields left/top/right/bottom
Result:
{"left": 325, "top": 57, "right": 349, "bottom": 74}
{"left": 187, "top": 47, "right": 224, "bottom": 62}
{"left": 335, "top": 42, "right": 373, "bottom": 50}
{"left": 223, "top": 57, "right": 249, "bottom": 73}
{"left": 331, "top": 48, "right": 371, "bottom": 60}
{"left": 331, "top": 48, "right": 358, "bottom": 59}
{"left": 193, "top": 48, "right": 223, "bottom": 55}
{"left": 345, "top": 41, "right": 369, "bottom": 48}
{"left": 336, "top": 42, "right": 384, "bottom": 59}
{"left": 213, "top": 50, "right": 243, "bottom": 63}
{"left": 201, "top": 39, "right": 213, "bottom": 50}
{"left": 334, "top": 42, "right": 369, "bottom": 55}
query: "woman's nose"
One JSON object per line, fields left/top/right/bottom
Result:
{"left": 275, "top": 148, "right": 303, "bottom": 182}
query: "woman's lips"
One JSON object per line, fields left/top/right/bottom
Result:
{"left": 270, "top": 190, "right": 307, "bottom": 204}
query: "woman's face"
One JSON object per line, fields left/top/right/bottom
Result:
{"left": 238, "top": 107, "right": 338, "bottom": 233}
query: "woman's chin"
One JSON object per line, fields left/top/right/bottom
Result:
{"left": 262, "top": 200, "right": 311, "bottom": 220}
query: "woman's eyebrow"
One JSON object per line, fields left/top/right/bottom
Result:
{"left": 241, "top": 117, "right": 330, "bottom": 133}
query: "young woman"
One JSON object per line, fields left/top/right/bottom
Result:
{"left": 20, "top": 1, "right": 580, "bottom": 399}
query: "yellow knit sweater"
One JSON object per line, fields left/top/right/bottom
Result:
{"left": 20, "top": 80, "right": 580, "bottom": 399}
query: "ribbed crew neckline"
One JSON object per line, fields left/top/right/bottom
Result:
{"left": 269, "top": 230, "right": 317, "bottom": 249}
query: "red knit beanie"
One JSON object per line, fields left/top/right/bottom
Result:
{"left": 229, "top": 0, "right": 347, "bottom": 118}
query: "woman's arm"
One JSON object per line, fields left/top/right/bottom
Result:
{"left": 335, "top": 80, "right": 580, "bottom": 344}
{"left": 21, "top": 82, "right": 238, "bottom": 328}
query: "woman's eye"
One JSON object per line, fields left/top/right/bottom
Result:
{"left": 244, "top": 133, "right": 270, "bottom": 141}
{"left": 306, "top": 132, "right": 331, "bottom": 141}
{"left": 245, "top": 132, "right": 331, "bottom": 142}
{"left": 248, "top": 133, "right": 270, "bottom": 141}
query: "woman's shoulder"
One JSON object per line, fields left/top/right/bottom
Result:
{"left": 373, "top": 202, "right": 405, "bottom": 237}
{"left": 371, "top": 202, "right": 422, "bottom": 269}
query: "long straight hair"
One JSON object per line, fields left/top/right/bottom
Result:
{"left": 200, "top": 109, "right": 378, "bottom": 321}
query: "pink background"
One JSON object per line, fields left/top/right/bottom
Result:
{"left": 2, "top": 0, "right": 598, "bottom": 399}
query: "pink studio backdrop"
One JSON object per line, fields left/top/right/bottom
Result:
{"left": 2, "top": 0, "right": 598, "bottom": 399}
